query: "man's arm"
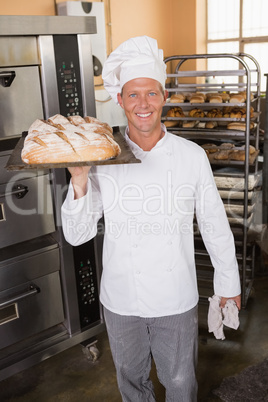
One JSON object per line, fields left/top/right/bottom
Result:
{"left": 61, "top": 166, "right": 103, "bottom": 246}
{"left": 68, "top": 166, "right": 91, "bottom": 199}
{"left": 195, "top": 151, "right": 241, "bottom": 304}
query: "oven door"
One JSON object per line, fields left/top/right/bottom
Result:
{"left": 0, "top": 245, "right": 64, "bottom": 349}
{"left": 0, "top": 66, "right": 43, "bottom": 138}
{"left": 0, "top": 172, "right": 55, "bottom": 248}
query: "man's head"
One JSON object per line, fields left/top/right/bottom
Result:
{"left": 117, "top": 77, "right": 167, "bottom": 136}
{"left": 102, "top": 36, "right": 167, "bottom": 104}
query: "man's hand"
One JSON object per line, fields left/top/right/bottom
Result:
{"left": 68, "top": 166, "right": 91, "bottom": 199}
{"left": 220, "top": 294, "right": 241, "bottom": 310}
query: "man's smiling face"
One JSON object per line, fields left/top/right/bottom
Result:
{"left": 117, "top": 78, "right": 167, "bottom": 138}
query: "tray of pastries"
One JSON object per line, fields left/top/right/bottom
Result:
{"left": 201, "top": 142, "right": 259, "bottom": 164}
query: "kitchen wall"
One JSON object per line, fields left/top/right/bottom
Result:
{"left": 1, "top": 0, "right": 206, "bottom": 125}
{"left": 1, "top": 0, "right": 206, "bottom": 57}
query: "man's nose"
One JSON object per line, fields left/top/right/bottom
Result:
{"left": 139, "top": 94, "right": 149, "bottom": 107}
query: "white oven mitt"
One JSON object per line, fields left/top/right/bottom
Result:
{"left": 208, "top": 295, "right": 239, "bottom": 340}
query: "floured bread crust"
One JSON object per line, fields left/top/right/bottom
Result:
{"left": 21, "top": 114, "right": 120, "bottom": 164}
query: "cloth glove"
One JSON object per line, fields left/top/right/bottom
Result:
{"left": 208, "top": 295, "right": 239, "bottom": 340}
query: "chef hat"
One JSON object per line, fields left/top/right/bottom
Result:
{"left": 102, "top": 35, "right": 167, "bottom": 104}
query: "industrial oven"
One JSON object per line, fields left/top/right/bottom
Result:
{"left": 0, "top": 16, "right": 105, "bottom": 380}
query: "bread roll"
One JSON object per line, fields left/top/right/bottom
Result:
{"left": 219, "top": 142, "right": 235, "bottom": 150}
{"left": 227, "top": 122, "right": 254, "bottom": 131}
{"left": 205, "top": 121, "right": 218, "bottom": 129}
{"left": 221, "top": 93, "right": 230, "bottom": 102}
{"left": 229, "top": 145, "right": 256, "bottom": 161}
{"left": 170, "top": 93, "right": 185, "bottom": 103}
{"left": 241, "top": 144, "right": 256, "bottom": 155}
{"left": 209, "top": 95, "right": 223, "bottom": 104}
{"left": 230, "top": 93, "right": 246, "bottom": 103}
{"left": 229, "top": 150, "right": 245, "bottom": 161}
{"left": 182, "top": 121, "right": 197, "bottom": 128}
{"left": 164, "top": 120, "right": 179, "bottom": 128}
{"left": 214, "top": 150, "right": 231, "bottom": 160}
{"left": 21, "top": 114, "right": 121, "bottom": 164}
{"left": 201, "top": 143, "right": 219, "bottom": 153}
{"left": 240, "top": 91, "right": 254, "bottom": 101}
{"left": 196, "top": 92, "right": 207, "bottom": 100}
{"left": 190, "top": 95, "right": 205, "bottom": 104}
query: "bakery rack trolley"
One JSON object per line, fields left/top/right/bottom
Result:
{"left": 163, "top": 53, "right": 262, "bottom": 308}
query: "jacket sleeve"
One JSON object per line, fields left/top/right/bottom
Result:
{"left": 195, "top": 151, "right": 241, "bottom": 298}
{"left": 61, "top": 169, "right": 103, "bottom": 246}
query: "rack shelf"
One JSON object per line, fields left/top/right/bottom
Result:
{"left": 164, "top": 53, "right": 262, "bottom": 308}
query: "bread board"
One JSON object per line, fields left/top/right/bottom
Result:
{"left": 5, "top": 128, "right": 141, "bottom": 171}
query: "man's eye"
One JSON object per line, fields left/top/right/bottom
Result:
{"left": 129, "top": 93, "right": 136, "bottom": 98}
{"left": 149, "top": 92, "right": 156, "bottom": 96}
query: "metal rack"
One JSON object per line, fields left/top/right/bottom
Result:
{"left": 163, "top": 53, "right": 262, "bottom": 307}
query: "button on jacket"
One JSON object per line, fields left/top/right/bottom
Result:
{"left": 61, "top": 126, "right": 241, "bottom": 318}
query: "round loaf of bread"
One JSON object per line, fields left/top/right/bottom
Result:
{"left": 21, "top": 114, "right": 121, "bottom": 164}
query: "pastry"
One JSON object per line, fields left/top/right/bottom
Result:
{"left": 189, "top": 108, "right": 205, "bottom": 118}
{"left": 207, "top": 109, "right": 223, "bottom": 118}
{"left": 167, "top": 107, "right": 185, "bottom": 117}
{"left": 21, "top": 114, "right": 121, "bottom": 164}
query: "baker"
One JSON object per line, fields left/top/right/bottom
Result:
{"left": 61, "top": 36, "right": 241, "bottom": 402}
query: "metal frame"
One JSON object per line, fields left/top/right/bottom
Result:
{"left": 163, "top": 53, "right": 261, "bottom": 307}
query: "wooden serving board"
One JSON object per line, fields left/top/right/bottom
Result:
{"left": 5, "top": 129, "right": 141, "bottom": 171}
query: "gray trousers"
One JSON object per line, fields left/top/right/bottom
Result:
{"left": 103, "top": 305, "right": 198, "bottom": 402}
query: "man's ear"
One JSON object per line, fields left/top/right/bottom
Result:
{"left": 117, "top": 93, "right": 124, "bottom": 108}
{"left": 164, "top": 90, "right": 169, "bottom": 102}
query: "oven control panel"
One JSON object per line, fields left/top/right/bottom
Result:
{"left": 73, "top": 241, "right": 100, "bottom": 329}
{"left": 53, "top": 35, "right": 84, "bottom": 117}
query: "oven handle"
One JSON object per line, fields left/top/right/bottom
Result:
{"left": 0, "top": 184, "right": 28, "bottom": 199}
{"left": 0, "top": 71, "right": 16, "bottom": 87}
{"left": 0, "top": 285, "right": 40, "bottom": 308}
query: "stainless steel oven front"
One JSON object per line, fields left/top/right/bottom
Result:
{"left": 0, "top": 16, "right": 105, "bottom": 381}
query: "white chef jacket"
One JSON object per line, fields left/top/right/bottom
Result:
{"left": 61, "top": 125, "right": 241, "bottom": 318}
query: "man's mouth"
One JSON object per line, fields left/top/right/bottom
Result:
{"left": 136, "top": 112, "right": 152, "bottom": 118}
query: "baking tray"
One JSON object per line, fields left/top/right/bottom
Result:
{"left": 5, "top": 128, "right": 141, "bottom": 171}
{"left": 207, "top": 150, "right": 259, "bottom": 165}
{"left": 213, "top": 168, "right": 262, "bottom": 191}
